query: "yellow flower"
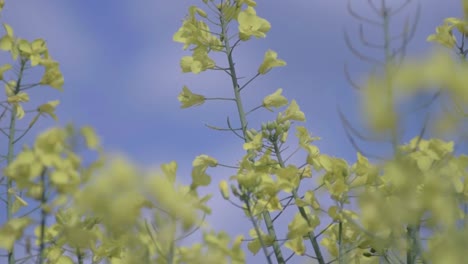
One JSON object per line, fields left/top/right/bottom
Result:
{"left": 177, "top": 85, "right": 205, "bottom": 109}
{"left": 81, "top": 126, "right": 100, "bottom": 150}
{"left": 7, "top": 92, "right": 29, "bottom": 104}
{"left": 445, "top": 17, "right": 468, "bottom": 35}
{"left": 243, "top": 133, "right": 263, "bottom": 151}
{"left": 258, "top": 49, "right": 286, "bottom": 74}
{"left": 238, "top": 0, "right": 257, "bottom": 7}
{"left": 238, "top": 7, "right": 271, "bottom": 40}
{"left": 0, "top": 218, "right": 33, "bottom": 251}
{"left": 0, "top": 23, "right": 14, "bottom": 52}
{"left": 463, "top": 0, "right": 468, "bottom": 19}
{"left": 192, "top": 154, "right": 218, "bottom": 169}
{"left": 40, "top": 63, "right": 64, "bottom": 90}
{"left": 173, "top": 18, "right": 221, "bottom": 51}
{"left": 427, "top": 23, "right": 457, "bottom": 48}
{"left": 278, "top": 100, "right": 305, "bottom": 122}
{"left": 262, "top": 88, "right": 288, "bottom": 111}
{"left": 0, "top": 63, "right": 11, "bottom": 80}
{"left": 17, "top": 38, "right": 47, "bottom": 66}
{"left": 37, "top": 100, "right": 60, "bottom": 121}
{"left": 188, "top": 6, "right": 207, "bottom": 18}
{"left": 7, "top": 92, "right": 29, "bottom": 120}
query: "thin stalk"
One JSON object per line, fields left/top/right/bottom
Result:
{"left": 6, "top": 58, "right": 27, "bottom": 264}
{"left": 272, "top": 140, "right": 325, "bottom": 264}
{"left": 338, "top": 221, "right": 343, "bottom": 264}
{"left": 75, "top": 248, "right": 83, "bottom": 264}
{"left": 37, "top": 168, "right": 48, "bottom": 264}
{"left": 406, "top": 226, "right": 417, "bottom": 264}
{"left": 244, "top": 197, "right": 273, "bottom": 264}
{"left": 381, "top": 0, "right": 417, "bottom": 262}
{"left": 166, "top": 220, "right": 176, "bottom": 264}
{"left": 465, "top": 203, "right": 468, "bottom": 228}
{"left": 219, "top": 7, "right": 284, "bottom": 264}
{"left": 381, "top": 0, "right": 397, "bottom": 149}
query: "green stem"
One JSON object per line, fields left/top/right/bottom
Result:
{"left": 6, "top": 58, "right": 27, "bottom": 264}
{"left": 219, "top": 8, "right": 284, "bottom": 264}
{"left": 382, "top": 0, "right": 398, "bottom": 150}
{"left": 406, "top": 225, "right": 416, "bottom": 264}
{"left": 37, "top": 168, "right": 48, "bottom": 264}
{"left": 76, "top": 248, "right": 83, "bottom": 264}
{"left": 381, "top": 1, "right": 419, "bottom": 262}
{"left": 243, "top": 197, "right": 273, "bottom": 264}
{"left": 338, "top": 221, "right": 344, "bottom": 264}
{"left": 272, "top": 140, "right": 325, "bottom": 264}
{"left": 167, "top": 219, "right": 176, "bottom": 264}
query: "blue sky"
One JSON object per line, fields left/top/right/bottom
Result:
{"left": 0, "top": 0, "right": 463, "bottom": 263}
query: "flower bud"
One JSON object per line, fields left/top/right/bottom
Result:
{"left": 266, "top": 121, "right": 276, "bottom": 131}
{"left": 276, "top": 125, "right": 283, "bottom": 135}
{"left": 231, "top": 184, "right": 241, "bottom": 197}
{"left": 245, "top": 130, "right": 255, "bottom": 141}
{"left": 280, "top": 131, "right": 288, "bottom": 143}
{"left": 219, "top": 180, "right": 230, "bottom": 200}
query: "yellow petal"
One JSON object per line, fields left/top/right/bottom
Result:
{"left": 177, "top": 85, "right": 205, "bottom": 109}
{"left": 258, "top": 49, "right": 286, "bottom": 74}
{"left": 81, "top": 126, "right": 100, "bottom": 149}
{"left": 37, "top": 100, "right": 60, "bottom": 120}
{"left": 263, "top": 88, "right": 288, "bottom": 111}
